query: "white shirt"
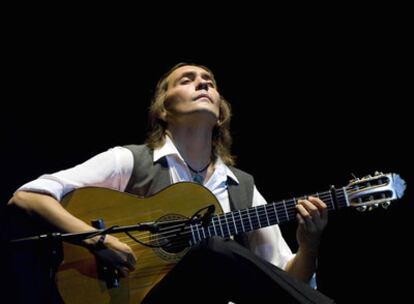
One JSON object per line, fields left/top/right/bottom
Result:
{"left": 18, "top": 136, "right": 307, "bottom": 279}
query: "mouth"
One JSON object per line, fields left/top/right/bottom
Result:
{"left": 194, "top": 94, "right": 212, "bottom": 103}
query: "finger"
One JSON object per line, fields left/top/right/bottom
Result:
{"left": 308, "top": 196, "right": 328, "bottom": 220}
{"left": 113, "top": 248, "right": 136, "bottom": 271}
{"left": 117, "top": 243, "right": 137, "bottom": 263}
{"left": 300, "top": 199, "right": 325, "bottom": 228}
{"left": 127, "top": 246, "right": 137, "bottom": 263}
{"left": 117, "top": 266, "right": 129, "bottom": 278}
{"left": 124, "top": 255, "right": 136, "bottom": 271}
{"left": 296, "top": 204, "right": 316, "bottom": 229}
{"left": 298, "top": 199, "right": 321, "bottom": 219}
{"left": 128, "top": 252, "right": 137, "bottom": 265}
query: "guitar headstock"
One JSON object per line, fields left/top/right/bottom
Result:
{"left": 345, "top": 172, "right": 406, "bottom": 211}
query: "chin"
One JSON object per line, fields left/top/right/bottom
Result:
{"left": 186, "top": 109, "right": 219, "bottom": 124}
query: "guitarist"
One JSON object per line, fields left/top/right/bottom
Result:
{"left": 8, "top": 63, "right": 334, "bottom": 303}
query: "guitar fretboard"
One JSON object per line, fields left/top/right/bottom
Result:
{"left": 189, "top": 187, "right": 348, "bottom": 244}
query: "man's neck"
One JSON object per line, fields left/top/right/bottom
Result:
{"left": 166, "top": 126, "right": 213, "bottom": 170}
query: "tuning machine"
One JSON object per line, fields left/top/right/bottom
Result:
{"left": 349, "top": 173, "right": 360, "bottom": 183}
{"left": 356, "top": 206, "right": 367, "bottom": 212}
{"left": 381, "top": 201, "right": 391, "bottom": 209}
{"left": 367, "top": 204, "right": 379, "bottom": 211}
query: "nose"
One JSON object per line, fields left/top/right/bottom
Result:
{"left": 196, "top": 79, "right": 209, "bottom": 91}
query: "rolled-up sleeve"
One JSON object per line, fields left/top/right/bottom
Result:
{"left": 16, "top": 147, "right": 134, "bottom": 201}
{"left": 248, "top": 186, "right": 317, "bottom": 288}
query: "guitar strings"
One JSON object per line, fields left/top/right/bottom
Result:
{"left": 117, "top": 190, "right": 344, "bottom": 246}
{"left": 119, "top": 197, "right": 344, "bottom": 254}
{"left": 116, "top": 191, "right": 346, "bottom": 250}
{"left": 116, "top": 191, "right": 347, "bottom": 263}
{"left": 117, "top": 191, "right": 348, "bottom": 263}
{"left": 117, "top": 191, "right": 342, "bottom": 251}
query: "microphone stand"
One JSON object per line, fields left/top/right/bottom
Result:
{"left": 6, "top": 205, "right": 216, "bottom": 297}
{"left": 9, "top": 203, "right": 216, "bottom": 246}
{"left": 8, "top": 219, "right": 194, "bottom": 245}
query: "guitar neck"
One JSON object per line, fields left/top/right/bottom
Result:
{"left": 190, "top": 187, "right": 349, "bottom": 244}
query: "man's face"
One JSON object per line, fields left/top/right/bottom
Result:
{"left": 162, "top": 65, "right": 221, "bottom": 122}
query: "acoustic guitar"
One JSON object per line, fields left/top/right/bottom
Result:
{"left": 10, "top": 172, "right": 407, "bottom": 303}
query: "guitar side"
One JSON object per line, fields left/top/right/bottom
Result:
{"left": 56, "top": 182, "right": 222, "bottom": 304}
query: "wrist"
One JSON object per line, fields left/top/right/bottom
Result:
{"left": 95, "top": 234, "right": 107, "bottom": 249}
{"left": 298, "top": 244, "right": 320, "bottom": 256}
{"left": 84, "top": 234, "right": 106, "bottom": 250}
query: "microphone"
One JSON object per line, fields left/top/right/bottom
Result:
{"left": 201, "top": 205, "right": 215, "bottom": 228}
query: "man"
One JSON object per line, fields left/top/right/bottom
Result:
{"left": 8, "top": 63, "right": 333, "bottom": 303}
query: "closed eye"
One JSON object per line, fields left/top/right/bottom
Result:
{"left": 180, "top": 78, "right": 191, "bottom": 84}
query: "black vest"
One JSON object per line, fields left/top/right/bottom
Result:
{"left": 123, "top": 144, "right": 254, "bottom": 248}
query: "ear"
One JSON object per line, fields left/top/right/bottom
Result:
{"left": 159, "top": 109, "right": 167, "bottom": 122}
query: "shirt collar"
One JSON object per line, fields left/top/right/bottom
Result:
{"left": 214, "top": 157, "right": 239, "bottom": 185}
{"left": 153, "top": 135, "right": 239, "bottom": 184}
{"left": 153, "top": 135, "right": 184, "bottom": 162}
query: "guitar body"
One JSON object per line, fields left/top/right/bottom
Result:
{"left": 57, "top": 182, "right": 222, "bottom": 304}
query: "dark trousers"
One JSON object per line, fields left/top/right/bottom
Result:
{"left": 143, "top": 236, "right": 335, "bottom": 304}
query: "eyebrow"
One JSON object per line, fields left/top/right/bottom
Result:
{"left": 173, "top": 71, "right": 215, "bottom": 86}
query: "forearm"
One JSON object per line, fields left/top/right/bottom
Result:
{"left": 9, "top": 191, "right": 98, "bottom": 247}
{"left": 9, "top": 190, "right": 137, "bottom": 273}
{"left": 284, "top": 246, "right": 318, "bottom": 283}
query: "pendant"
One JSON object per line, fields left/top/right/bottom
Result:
{"left": 192, "top": 174, "right": 203, "bottom": 184}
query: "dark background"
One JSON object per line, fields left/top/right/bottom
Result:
{"left": 1, "top": 13, "right": 412, "bottom": 303}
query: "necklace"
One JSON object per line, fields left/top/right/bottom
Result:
{"left": 186, "top": 161, "right": 210, "bottom": 184}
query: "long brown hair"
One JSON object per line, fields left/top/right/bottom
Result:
{"left": 145, "top": 63, "right": 235, "bottom": 166}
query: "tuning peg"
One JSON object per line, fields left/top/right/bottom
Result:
{"left": 363, "top": 174, "right": 373, "bottom": 179}
{"left": 368, "top": 204, "right": 379, "bottom": 211}
{"left": 381, "top": 201, "right": 391, "bottom": 209}
{"left": 356, "top": 206, "right": 368, "bottom": 212}
{"left": 349, "top": 173, "right": 360, "bottom": 183}
{"left": 374, "top": 171, "right": 384, "bottom": 176}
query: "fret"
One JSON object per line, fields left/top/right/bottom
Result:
{"left": 228, "top": 213, "right": 236, "bottom": 235}
{"left": 328, "top": 190, "right": 335, "bottom": 210}
{"left": 247, "top": 209, "right": 253, "bottom": 230}
{"left": 222, "top": 214, "right": 230, "bottom": 237}
{"left": 229, "top": 214, "right": 235, "bottom": 235}
{"left": 218, "top": 214, "right": 226, "bottom": 237}
{"left": 341, "top": 187, "right": 350, "bottom": 208}
{"left": 201, "top": 226, "right": 206, "bottom": 239}
{"left": 190, "top": 224, "right": 197, "bottom": 244}
{"left": 224, "top": 213, "right": 231, "bottom": 235}
{"left": 231, "top": 212, "right": 238, "bottom": 234}
{"left": 263, "top": 205, "right": 270, "bottom": 226}
{"left": 250, "top": 208, "right": 261, "bottom": 230}
{"left": 196, "top": 224, "right": 202, "bottom": 241}
{"left": 238, "top": 210, "right": 245, "bottom": 232}
{"left": 273, "top": 203, "right": 280, "bottom": 224}
{"left": 212, "top": 216, "right": 218, "bottom": 236}
{"left": 255, "top": 207, "right": 262, "bottom": 228}
{"left": 216, "top": 216, "right": 225, "bottom": 238}
{"left": 282, "top": 200, "right": 289, "bottom": 220}
{"left": 267, "top": 205, "right": 278, "bottom": 226}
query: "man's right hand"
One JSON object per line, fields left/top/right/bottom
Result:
{"left": 89, "top": 234, "right": 137, "bottom": 277}
{"left": 9, "top": 191, "right": 137, "bottom": 277}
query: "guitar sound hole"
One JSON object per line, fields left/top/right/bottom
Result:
{"left": 151, "top": 214, "right": 191, "bottom": 260}
{"left": 161, "top": 237, "right": 188, "bottom": 254}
